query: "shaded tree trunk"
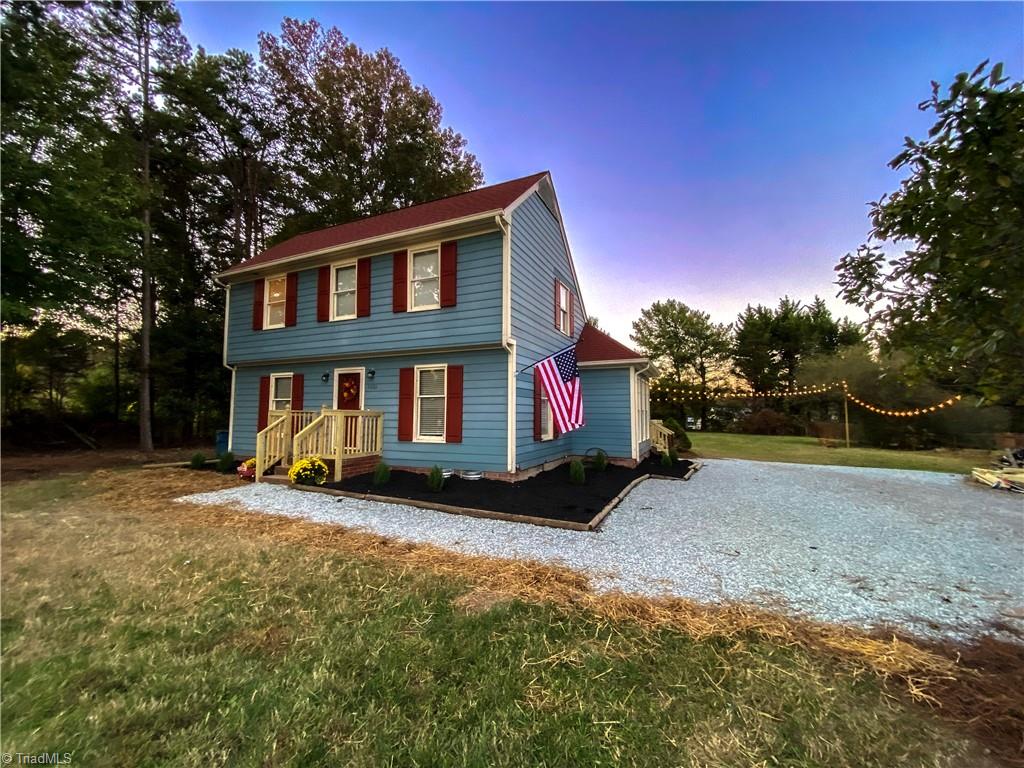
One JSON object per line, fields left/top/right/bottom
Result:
{"left": 138, "top": 21, "right": 154, "bottom": 451}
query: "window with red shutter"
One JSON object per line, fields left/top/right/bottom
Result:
{"left": 440, "top": 241, "right": 457, "bottom": 307}
{"left": 533, "top": 368, "right": 542, "bottom": 441}
{"left": 292, "top": 374, "right": 304, "bottom": 411}
{"left": 257, "top": 376, "right": 270, "bottom": 431}
{"left": 252, "top": 278, "right": 265, "bottom": 330}
{"left": 445, "top": 365, "right": 463, "bottom": 443}
{"left": 392, "top": 251, "right": 408, "bottom": 312}
{"left": 357, "top": 258, "right": 371, "bottom": 317}
{"left": 316, "top": 266, "right": 330, "bottom": 322}
{"left": 285, "top": 272, "right": 298, "bottom": 326}
{"left": 398, "top": 367, "right": 414, "bottom": 440}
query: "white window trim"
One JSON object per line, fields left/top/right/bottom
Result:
{"left": 329, "top": 260, "right": 359, "bottom": 322}
{"left": 332, "top": 367, "right": 366, "bottom": 410}
{"left": 413, "top": 363, "right": 447, "bottom": 443}
{"left": 555, "top": 280, "right": 572, "bottom": 337}
{"left": 407, "top": 242, "right": 442, "bottom": 313}
{"left": 264, "top": 274, "right": 288, "bottom": 330}
{"left": 540, "top": 384, "right": 555, "bottom": 441}
{"left": 269, "top": 372, "right": 293, "bottom": 412}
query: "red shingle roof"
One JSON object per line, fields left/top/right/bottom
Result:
{"left": 576, "top": 324, "right": 646, "bottom": 363}
{"left": 223, "top": 172, "right": 549, "bottom": 274}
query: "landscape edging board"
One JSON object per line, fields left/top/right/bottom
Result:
{"left": 283, "top": 483, "right": 594, "bottom": 531}
{"left": 587, "top": 473, "right": 651, "bottom": 530}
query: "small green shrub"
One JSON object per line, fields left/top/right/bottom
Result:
{"left": 663, "top": 416, "right": 685, "bottom": 435}
{"left": 569, "top": 459, "right": 586, "bottom": 485}
{"left": 660, "top": 449, "right": 674, "bottom": 468}
{"left": 288, "top": 456, "right": 329, "bottom": 486}
{"left": 372, "top": 461, "right": 391, "bottom": 487}
{"left": 189, "top": 452, "right": 207, "bottom": 470}
{"left": 591, "top": 449, "right": 608, "bottom": 472}
{"left": 426, "top": 465, "right": 445, "bottom": 493}
{"left": 663, "top": 417, "right": 691, "bottom": 451}
{"left": 216, "top": 451, "right": 235, "bottom": 473}
{"left": 675, "top": 430, "right": 692, "bottom": 452}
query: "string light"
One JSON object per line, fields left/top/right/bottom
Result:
{"left": 650, "top": 380, "right": 964, "bottom": 418}
{"left": 844, "top": 393, "right": 962, "bottom": 418}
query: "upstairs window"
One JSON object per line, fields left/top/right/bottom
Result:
{"left": 557, "top": 281, "right": 571, "bottom": 335}
{"left": 265, "top": 276, "right": 287, "bottom": 328}
{"left": 269, "top": 373, "right": 292, "bottom": 411}
{"left": 415, "top": 365, "right": 446, "bottom": 441}
{"left": 410, "top": 248, "right": 440, "bottom": 310}
{"left": 332, "top": 263, "right": 357, "bottom": 320}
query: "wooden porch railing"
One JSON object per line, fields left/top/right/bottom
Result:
{"left": 291, "top": 409, "right": 385, "bottom": 482}
{"left": 255, "top": 413, "right": 289, "bottom": 480}
{"left": 650, "top": 419, "right": 673, "bottom": 453}
{"left": 268, "top": 408, "right": 319, "bottom": 462}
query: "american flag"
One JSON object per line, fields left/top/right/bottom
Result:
{"left": 536, "top": 345, "right": 585, "bottom": 434}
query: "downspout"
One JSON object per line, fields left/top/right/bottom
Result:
{"left": 214, "top": 275, "right": 237, "bottom": 452}
{"left": 496, "top": 213, "right": 517, "bottom": 474}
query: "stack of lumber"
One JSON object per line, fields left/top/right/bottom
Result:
{"left": 971, "top": 467, "right": 1024, "bottom": 493}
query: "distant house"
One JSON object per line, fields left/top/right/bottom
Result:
{"left": 217, "top": 171, "right": 655, "bottom": 481}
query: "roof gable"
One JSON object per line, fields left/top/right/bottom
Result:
{"left": 223, "top": 172, "right": 548, "bottom": 275}
{"left": 575, "top": 324, "right": 645, "bottom": 363}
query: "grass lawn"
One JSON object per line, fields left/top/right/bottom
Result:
{"left": 690, "top": 432, "right": 992, "bottom": 474}
{"left": 0, "top": 470, "right": 996, "bottom": 766}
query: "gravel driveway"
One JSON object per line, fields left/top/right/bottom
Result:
{"left": 181, "top": 459, "right": 1023, "bottom": 643}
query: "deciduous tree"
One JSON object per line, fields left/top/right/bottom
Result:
{"left": 258, "top": 18, "right": 482, "bottom": 240}
{"left": 836, "top": 61, "right": 1024, "bottom": 406}
{"left": 631, "top": 300, "right": 732, "bottom": 429}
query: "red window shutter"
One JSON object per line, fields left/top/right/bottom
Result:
{"left": 257, "top": 376, "right": 270, "bottom": 431}
{"left": 357, "top": 257, "right": 371, "bottom": 317}
{"left": 440, "top": 240, "right": 457, "bottom": 307}
{"left": 569, "top": 292, "right": 575, "bottom": 336}
{"left": 398, "top": 367, "right": 414, "bottom": 441}
{"left": 445, "top": 365, "right": 463, "bottom": 443}
{"left": 392, "top": 251, "right": 408, "bottom": 312}
{"left": 292, "top": 374, "right": 304, "bottom": 411}
{"left": 316, "top": 266, "right": 330, "bottom": 322}
{"left": 285, "top": 272, "right": 298, "bottom": 326}
{"left": 533, "top": 368, "right": 543, "bottom": 441}
{"left": 252, "top": 278, "right": 265, "bottom": 331}
{"left": 553, "top": 278, "right": 560, "bottom": 330}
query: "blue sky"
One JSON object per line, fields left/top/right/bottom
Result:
{"left": 178, "top": 1, "right": 1023, "bottom": 342}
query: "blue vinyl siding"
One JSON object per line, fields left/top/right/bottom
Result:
{"left": 226, "top": 231, "right": 503, "bottom": 364}
{"left": 231, "top": 349, "right": 509, "bottom": 472}
{"left": 570, "top": 368, "right": 634, "bottom": 459}
{"left": 510, "top": 193, "right": 587, "bottom": 470}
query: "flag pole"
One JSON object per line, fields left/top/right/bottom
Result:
{"left": 515, "top": 341, "right": 578, "bottom": 376}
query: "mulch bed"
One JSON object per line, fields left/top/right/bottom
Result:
{"left": 325, "top": 455, "right": 699, "bottom": 525}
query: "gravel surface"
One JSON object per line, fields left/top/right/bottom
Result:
{"left": 180, "top": 459, "right": 1024, "bottom": 643}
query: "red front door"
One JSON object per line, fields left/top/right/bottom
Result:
{"left": 336, "top": 372, "right": 362, "bottom": 410}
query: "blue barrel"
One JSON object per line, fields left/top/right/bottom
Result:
{"left": 215, "top": 429, "right": 229, "bottom": 456}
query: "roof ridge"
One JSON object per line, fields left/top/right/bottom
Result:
{"left": 223, "top": 170, "right": 550, "bottom": 275}
{"left": 276, "top": 171, "right": 549, "bottom": 243}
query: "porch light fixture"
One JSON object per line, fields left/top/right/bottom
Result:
{"left": 367, "top": 369, "right": 375, "bottom": 379}
{"left": 321, "top": 372, "right": 330, "bottom": 383}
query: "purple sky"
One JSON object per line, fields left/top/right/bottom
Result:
{"left": 177, "top": 1, "right": 1023, "bottom": 343}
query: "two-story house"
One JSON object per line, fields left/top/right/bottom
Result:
{"left": 217, "top": 171, "right": 655, "bottom": 481}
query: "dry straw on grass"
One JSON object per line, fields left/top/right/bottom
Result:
{"left": 91, "top": 468, "right": 1023, "bottom": 764}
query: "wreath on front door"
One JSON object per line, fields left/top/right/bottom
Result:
{"left": 340, "top": 379, "right": 358, "bottom": 404}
